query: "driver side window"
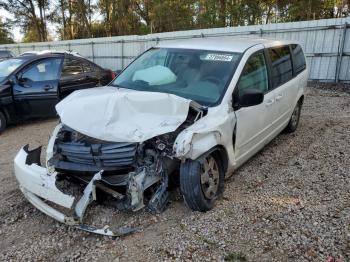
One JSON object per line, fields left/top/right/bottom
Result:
{"left": 237, "top": 52, "right": 268, "bottom": 96}
{"left": 22, "top": 58, "right": 62, "bottom": 82}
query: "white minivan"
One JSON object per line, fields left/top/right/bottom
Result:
{"left": 14, "top": 38, "right": 308, "bottom": 236}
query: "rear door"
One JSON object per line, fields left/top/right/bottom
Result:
{"left": 13, "top": 58, "right": 62, "bottom": 118}
{"left": 267, "top": 45, "right": 295, "bottom": 129}
{"left": 97, "top": 66, "right": 113, "bottom": 86}
{"left": 82, "top": 60, "right": 101, "bottom": 88}
{"left": 234, "top": 50, "right": 277, "bottom": 165}
{"left": 59, "top": 57, "right": 88, "bottom": 97}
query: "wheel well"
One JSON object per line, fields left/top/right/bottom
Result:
{"left": 208, "top": 145, "right": 229, "bottom": 173}
{"left": 0, "top": 108, "right": 8, "bottom": 123}
{"left": 299, "top": 95, "right": 304, "bottom": 105}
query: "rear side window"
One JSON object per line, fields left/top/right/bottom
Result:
{"left": 268, "top": 46, "right": 293, "bottom": 88}
{"left": 237, "top": 52, "right": 268, "bottom": 94}
{"left": 62, "top": 58, "right": 83, "bottom": 76}
{"left": 82, "top": 60, "right": 93, "bottom": 73}
{"left": 291, "top": 44, "right": 306, "bottom": 74}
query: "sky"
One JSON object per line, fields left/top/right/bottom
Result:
{"left": 0, "top": 8, "right": 22, "bottom": 42}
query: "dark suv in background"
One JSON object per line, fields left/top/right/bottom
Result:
{"left": 0, "top": 52, "right": 115, "bottom": 132}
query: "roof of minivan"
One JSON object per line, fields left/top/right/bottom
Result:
{"left": 156, "top": 37, "right": 296, "bottom": 53}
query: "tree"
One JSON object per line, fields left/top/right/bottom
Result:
{"left": 0, "top": 0, "right": 49, "bottom": 42}
{"left": 1, "top": 0, "right": 350, "bottom": 43}
{"left": 99, "top": 0, "right": 142, "bottom": 36}
{"left": 0, "top": 19, "right": 14, "bottom": 44}
{"left": 51, "top": 0, "right": 95, "bottom": 40}
{"left": 147, "top": 0, "right": 196, "bottom": 33}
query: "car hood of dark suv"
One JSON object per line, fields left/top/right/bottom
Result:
{"left": 56, "top": 86, "right": 191, "bottom": 143}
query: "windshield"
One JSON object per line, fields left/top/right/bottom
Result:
{"left": 110, "top": 48, "right": 241, "bottom": 106}
{"left": 0, "top": 58, "right": 26, "bottom": 83}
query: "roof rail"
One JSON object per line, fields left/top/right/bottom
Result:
{"left": 19, "top": 50, "right": 82, "bottom": 57}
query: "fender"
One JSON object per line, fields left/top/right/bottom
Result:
{"left": 174, "top": 130, "right": 222, "bottom": 160}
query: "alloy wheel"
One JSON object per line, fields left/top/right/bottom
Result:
{"left": 200, "top": 156, "right": 220, "bottom": 200}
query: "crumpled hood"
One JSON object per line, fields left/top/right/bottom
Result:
{"left": 56, "top": 86, "right": 191, "bottom": 142}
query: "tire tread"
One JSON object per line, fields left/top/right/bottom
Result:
{"left": 0, "top": 111, "right": 6, "bottom": 133}
{"left": 180, "top": 153, "right": 224, "bottom": 212}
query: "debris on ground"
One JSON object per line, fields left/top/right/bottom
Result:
{"left": 0, "top": 86, "right": 349, "bottom": 261}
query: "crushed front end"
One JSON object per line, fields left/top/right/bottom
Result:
{"left": 47, "top": 124, "right": 177, "bottom": 213}
{"left": 14, "top": 127, "right": 175, "bottom": 235}
{"left": 13, "top": 89, "right": 205, "bottom": 236}
{"left": 14, "top": 144, "right": 137, "bottom": 236}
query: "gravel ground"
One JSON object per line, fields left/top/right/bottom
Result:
{"left": 0, "top": 86, "right": 349, "bottom": 262}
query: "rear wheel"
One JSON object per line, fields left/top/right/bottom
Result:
{"left": 180, "top": 152, "right": 224, "bottom": 212}
{"left": 285, "top": 100, "right": 302, "bottom": 133}
{"left": 0, "top": 111, "right": 6, "bottom": 133}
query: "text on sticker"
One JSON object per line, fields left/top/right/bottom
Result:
{"left": 204, "top": 54, "right": 233, "bottom": 62}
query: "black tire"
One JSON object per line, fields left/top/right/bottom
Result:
{"left": 285, "top": 100, "right": 302, "bottom": 133}
{"left": 180, "top": 152, "right": 224, "bottom": 212}
{"left": 0, "top": 111, "right": 6, "bottom": 133}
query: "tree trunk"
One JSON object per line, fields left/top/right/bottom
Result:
{"left": 68, "top": 0, "right": 74, "bottom": 39}
{"left": 28, "top": 0, "right": 43, "bottom": 41}
{"left": 266, "top": 5, "right": 272, "bottom": 24}
{"left": 77, "top": 0, "right": 91, "bottom": 38}
{"left": 37, "top": 0, "right": 47, "bottom": 41}
{"left": 219, "top": 0, "right": 226, "bottom": 27}
{"left": 60, "top": 0, "right": 67, "bottom": 40}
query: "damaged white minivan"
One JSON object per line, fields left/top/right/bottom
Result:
{"left": 14, "top": 38, "right": 308, "bottom": 236}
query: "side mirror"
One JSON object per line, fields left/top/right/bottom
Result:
{"left": 8, "top": 75, "right": 17, "bottom": 85}
{"left": 237, "top": 89, "right": 264, "bottom": 108}
{"left": 16, "top": 73, "right": 24, "bottom": 82}
{"left": 15, "top": 75, "right": 31, "bottom": 88}
{"left": 18, "top": 77, "right": 30, "bottom": 83}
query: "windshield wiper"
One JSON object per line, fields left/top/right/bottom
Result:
{"left": 109, "top": 83, "right": 126, "bottom": 89}
{"left": 190, "top": 100, "right": 207, "bottom": 112}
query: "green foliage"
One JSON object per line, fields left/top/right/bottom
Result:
{"left": 0, "top": 0, "right": 49, "bottom": 42}
{"left": 0, "top": 20, "right": 14, "bottom": 44}
{"left": 1, "top": 0, "right": 349, "bottom": 43}
{"left": 98, "top": 0, "right": 143, "bottom": 36}
{"left": 224, "top": 252, "right": 247, "bottom": 261}
{"left": 22, "top": 28, "right": 41, "bottom": 43}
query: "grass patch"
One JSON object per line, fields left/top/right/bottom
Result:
{"left": 224, "top": 252, "right": 247, "bottom": 261}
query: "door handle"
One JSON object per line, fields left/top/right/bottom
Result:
{"left": 265, "top": 99, "right": 275, "bottom": 106}
{"left": 276, "top": 94, "right": 283, "bottom": 101}
{"left": 44, "top": 85, "right": 53, "bottom": 91}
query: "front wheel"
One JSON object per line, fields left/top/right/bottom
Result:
{"left": 180, "top": 152, "right": 224, "bottom": 212}
{"left": 0, "top": 111, "right": 6, "bottom": 133}
{"left": 285, "top": 100, "right": 302, "bottom": 133}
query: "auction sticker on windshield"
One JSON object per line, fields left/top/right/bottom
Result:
{"left": 203, "top": 53, "right": 234, "bottom": 61}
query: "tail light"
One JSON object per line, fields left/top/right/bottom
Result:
{"left": 110, "top": 70, "right": 116, "bottom": 79}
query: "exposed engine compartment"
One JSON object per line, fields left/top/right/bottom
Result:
{"left": 47, "top": 102, "right": 205, "bottom": 213}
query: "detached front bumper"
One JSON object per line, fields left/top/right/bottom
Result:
{"left": 14, "top": 145, "right": 136, "bottom": 237}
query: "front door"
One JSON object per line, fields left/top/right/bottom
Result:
{"left": 13, "top": 58, "right": 62, "bottom": 118}
{"left": 233, "top": 50, "right": 277, "bottom": 166}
